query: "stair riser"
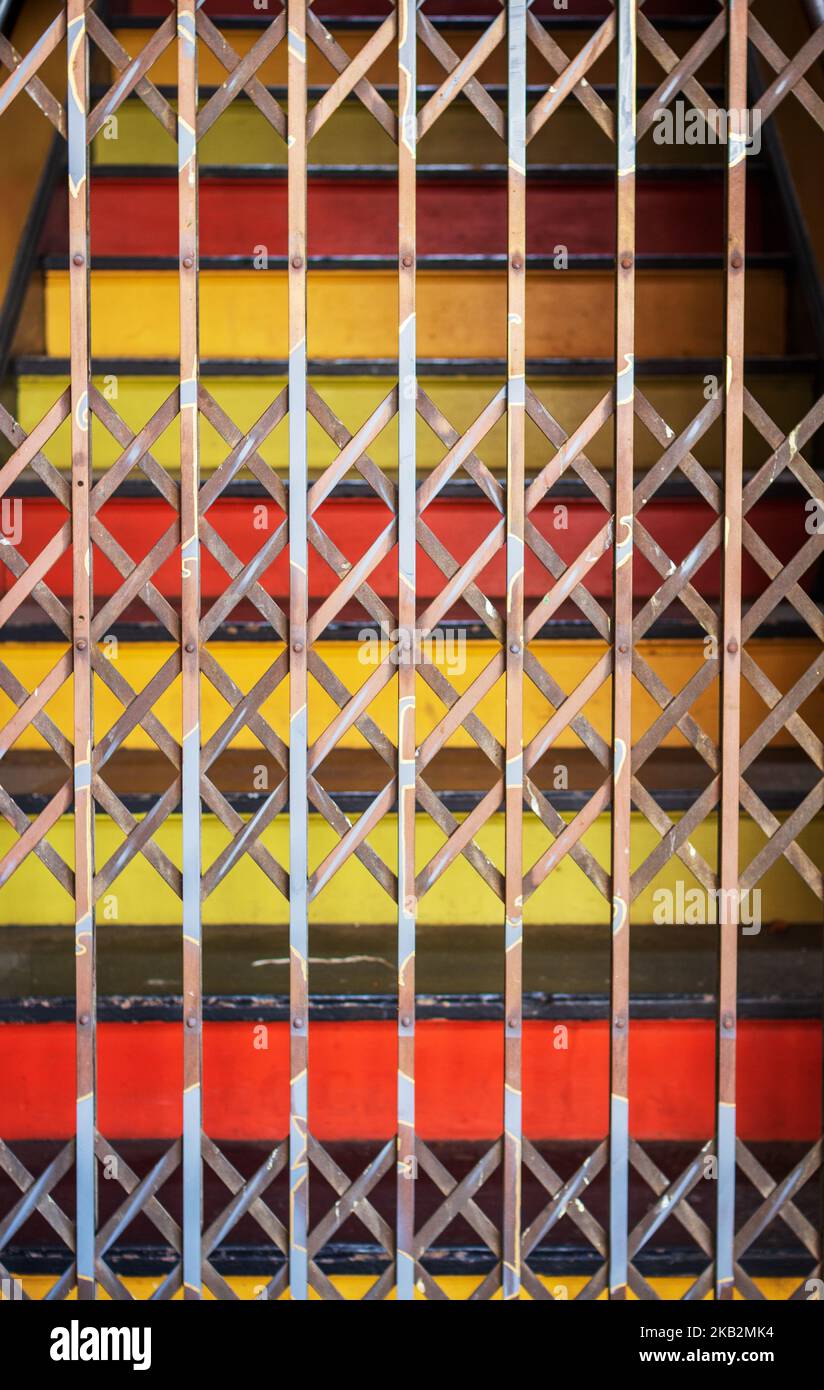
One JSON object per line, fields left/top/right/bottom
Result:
{"left": 1, "top": 639, "right": 818, "bottom": 753}
{"left": 4, "top": 495, "right": 811, "bottom": 603}
{"left": 42, "top": 268, "right": 788, "bottom": 358}
{"left": 0, "top": 807, "right": 820, "bottom": 926}
{"left": 0, "top": 1018, "right": 817, "bottom": 1140}
{"left": 91, "top": 98, "right": 739, "bottom": 168}
{"left": 13, "top": 371, "right": 814, "bottom": 475}
{"left": 41, "top": 176, "right": 778, "bottom": 258}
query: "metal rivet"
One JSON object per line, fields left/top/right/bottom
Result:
{"left": 292, "top": 641, "right": 303, "bottom": 653}
{"left": 401, "top": 1014, "right": 411, "bottom": 1028}
{"left": 618, "top": 643, "right": 629, "bottom": 654}
{"left": 509, "top": 642, "right": 520, "bottom": 655}
{"left": 187, "top": 1015, "right": 197, "bottom": 1029}
{"left": 293, "top": 1016, "right": 303, "bottom": 1029}
{"left": 73, "top": 252, "right": 85, "bottom": 267}
{"left": 76, "top": 478, "right": 84, "bottom": 487}
{"left": 182, "top": 255, "right": 193, "bottom": 269}
{"left": 722, "top": 1012, "right": 735, "bottom": 1030}
{"left": 507, "top": 1017, "right": 518, "bottom": 1031}
{"left": 185, "top": 641, "right": 195, "bottom": 653}
{"left": 727, "top": 639, "right": 738, "bottom": 655}
{"left": 401, "top": 253, "right": 413, "bottom": 268}
{"left": 511, "top": 256, "right": 522, "bottom": 271}
{"left": 731, "top": 252, "right": 743, "bottom": 270}
{"left": 291, "top": 255, "right": 303, "bottom": 269}
{"left": 620, "top": 254, "right": 633, "bottom": 270}
{"left": 76, "top": 639, "right": 86, "bottom": 651}
{"left": 79, "top": 1013, "right": 90, "bottom": 1026}
{"left": 615, "top": 1015, "right": 626, "bottom": 1029}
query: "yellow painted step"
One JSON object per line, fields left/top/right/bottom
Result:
{"left": 7, "top": 1271, "right": 802, "bottom": 1301}
{"left": 0, "top": 807, "right": 819, "bottom": 928}
{"left": 90, "top": 93, "right": 712, "bottom": 169}
{"left": 13, "top": 370, "right": 814, "bottom": 476}
{"left": 43, "top": 268, "right": 787, "bottom": 360}
{"left": 1, "top": 639, "right": 818, "bottom": 753}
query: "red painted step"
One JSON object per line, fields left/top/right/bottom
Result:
{"left": 1, "top": 493, "right": 809, "bottom": 605}
{"left": 40, "top": 175, "right": 779, "bottom": 259}
{"left": 0, "top": 1018, "right": 818, "bottom": 1141}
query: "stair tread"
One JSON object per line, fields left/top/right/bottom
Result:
{"left": 1, "top": 918, "right": 820, "bottom": 1013}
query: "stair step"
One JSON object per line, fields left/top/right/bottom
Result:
{"left": 0, "top": 793, "right": 820, "bottom": 928}
{"left": 38, "top": 266, "right": 789, "bottom": 358}
{"left": 2, "top": 492, "right": 815, "bottom": 606}
{"left": 41, "top": 172, "right": 784, "bottom": 258}
{"left": 0, "top": 1018, "right": 816, "bottom": 1141}
{"left": 1, "top": 917, "right": 820, "bottom": 1011}
{"left": 0, "top": 630, "right": 818, "bottom": 745}
{"left": 91, "top": 92, "right": 740, "bottom": 168}
{"left": 11, "top": 360, "right": 815, "bottom": 476}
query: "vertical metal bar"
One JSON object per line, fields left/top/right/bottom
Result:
{"left": 396, "top": 0, "right": 417, "bottom": 1304}
{"left": 716, "top": 0, "right": 747, "bottom": 1302}
{"left": 503, "top": 0, "right": 526, "bottom": 1304}
{"left": 177, "top": 0, "right": 202, "bottom": 1301}
{"left": 288, "top": 0, "right": 309, "bottom": 1303}
{"left": 67, "top": 0, "right": 95, "bottom": 1302}
{"left": 609, "top": 0, "right": 636, "bottom": 1302}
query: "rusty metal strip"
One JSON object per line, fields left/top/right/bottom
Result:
{"left": 608, "top": 0, "right": 636, "bottom": 1303}
{"left": 522, "top": 1140, "right": 608, "bottom": 1265}
{"left": 747, "top": 14, "right": 824, "bottom": 129}
{"left": 754, "top": 22, "right": 824, "bottom": 126}
{"left": 305, "top": 8, "right": 397, "bottom": 140}
{"left": 636, "top": 8, "right": 727, "bottom": 139}
{"left": 308, "top": 1136, "right": 395, "bottom": 1259}
{"left": 629, "top": 1142, "right": 713, "bottom": 1263}
{"left": 415, "top": 1141, "right": 502, "bottom": 1262}
{"left": 502, "top": 0, "right": 526, "bottom": 1305}
{"left": 526, "top": 12, "right": 615, "bottom": 145}
{"left": 416, "top": 9, "right": 504, "bottom": 140}
{"left": 177, "top": 0, "right": 202, "bottom": 1302}
{"left": 0, "top": 1139, "right": 75, "bottom": 1257}
{"left": 734, "top": 1140, "right": 822, "bottom": 1260}
{"left": 417, "top": 11, "right": 506, "bottom": 141}
{"left": 525, "top": 10, "right": 613, "bottom": 139}
{"left": 67, "top": 0, "right": 95, "bottom": 1304}
{"left": 85, "top": 9, "right": 176, "bottom": 138}
{"left": 288, "top": 0, "right": 309, "bottom": 1303}
{"left": 308, "top": 11, "right": 397, "bottom": 141}
{"left": 716, "top": 0, "right": 748, "bottom": 1303}
{"left": 396, "top": 0, "right": 417, "bottom": 1305}
{"left": 0, "top": 12, "right": 67, "bottom": 132}
{"left": 197, "top": 12, "right": 286, "bottom": 140}
{"left": 88, "top": 11, "right": 177, "bottom": 142}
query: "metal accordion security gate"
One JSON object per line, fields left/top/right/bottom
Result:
{"left": 0, "top": 0, "right": 822, "bottom": 1301}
